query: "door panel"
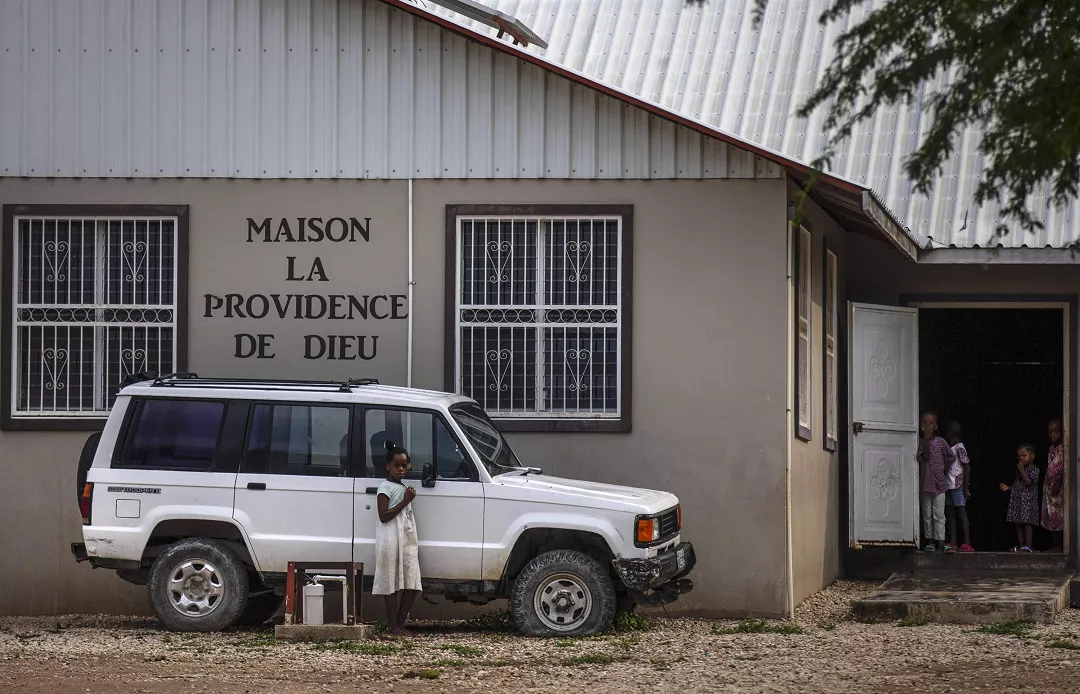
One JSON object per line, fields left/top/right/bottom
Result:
{"left": 851, "top": 305, "right": 918, "bottom": 430}
{"left": 851, "top": 431, "right": 919, "bottom": 543}
{"left": 233, "top": 403, "right": 354, "bottom": 571}
{"left": 849, "top": 303, "right": 919, "bottom": 546}
{"left": 354, "top": 408, "right": 484, "bottom": 583}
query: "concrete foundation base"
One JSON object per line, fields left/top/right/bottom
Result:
{"left": 274, "top": 623, "right": 375, "bottom": 642}
{"left": 852, "top": 571, "right": 1074, "bottom": 624}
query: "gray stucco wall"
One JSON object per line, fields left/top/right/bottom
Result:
{"left": 412, "top": 179, "right": 792, "bottom": 615}
{"left": 788, "top": 189, "right": 846, "bottom": 608}
{"left": 0, "top": 177, "right": 790, "bottom": 617}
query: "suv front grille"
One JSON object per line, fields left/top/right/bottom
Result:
{"left": 658, "top": 507, "right": 679, "bottom": 541}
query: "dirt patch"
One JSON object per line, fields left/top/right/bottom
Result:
{"left": 5, "top": 582, "right": 1080, "bottom": 693}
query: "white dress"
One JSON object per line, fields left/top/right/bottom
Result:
{"left": 372, "top": 480, "right": 422, "bottom": 595}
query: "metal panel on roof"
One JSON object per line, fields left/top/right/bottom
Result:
{"left": 426, "top": 0, "right": 1077, "bottom": 248}
{"left": 0, "top": 0, "right": 781, "bottom": 183}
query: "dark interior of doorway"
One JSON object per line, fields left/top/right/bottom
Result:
{"left": 919, "top": 308, "right": 1064, "bottom": 552}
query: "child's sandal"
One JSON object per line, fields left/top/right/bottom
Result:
{"left": 1020, "top": 546, "right": 1033, "bottom": 553}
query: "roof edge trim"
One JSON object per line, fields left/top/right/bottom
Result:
{"left": 917, "top": 247, "right": 1080, "bottom": 264}
{"left": 861, "top": 191, "right": 919, "bottom": 261}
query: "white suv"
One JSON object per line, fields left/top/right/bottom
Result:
{"left": 72, "top": 374, "right": 696, "bottom": 636}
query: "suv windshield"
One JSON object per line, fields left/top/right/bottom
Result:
{"left": 450, "top": 402, "right": 522, "bottom": 476}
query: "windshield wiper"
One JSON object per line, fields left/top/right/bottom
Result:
{"left": 520, "top": 467, "right": 544, "bottom": 476}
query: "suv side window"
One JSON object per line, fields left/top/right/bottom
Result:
{"left": 243, "top": 404, "right": 350, "bottom": 477}
{"left": 363, "top": 408, "right": 475, "bottom": 481}
{"left": 116, "top": 399, "right": 226, "bottom": 471}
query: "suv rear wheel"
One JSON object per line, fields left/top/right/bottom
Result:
{"left": 510, "top": 549, "right": 616, "bottom": 637}
{"left": 147, "top": 538, "right": 249, "bottom": 632}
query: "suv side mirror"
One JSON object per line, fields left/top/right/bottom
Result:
{"left": 422, "top": 462, "right": 436, "bottom": 488}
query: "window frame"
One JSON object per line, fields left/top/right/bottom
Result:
{"left": 794, "top": 224, "right": 812, "bottom": 442}
{"left": 444, "top": 204, "right": 634, "bottom": 434}
{"left": 1, "top": 204, "right": 189, "bottom": 431}
{"left": 823, "top": 243, "right": 839, "bottom": 452}
{"left": 358, "top": 404, "right": 481, "bottom": 482}
{"left": 113, "top": 396, "right": 231, "bottom": 473}
{"left": 240, "top": 400, "right": 355, "bottom": 478}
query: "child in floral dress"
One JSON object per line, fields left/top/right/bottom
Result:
{"left": 1041, "top": 420, "right": 1065, "bottom": 552}
{"left": 1000, "top": 443, "right": 1040, "bottom": 552}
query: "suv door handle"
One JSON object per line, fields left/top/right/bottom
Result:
{"left": 247, "top": 482, "right": 266, "bottom": 490}
{"left": 365, "top": 487, "right": 378, "bottom": 495}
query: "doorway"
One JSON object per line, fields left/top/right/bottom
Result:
{"left": 918, "top": 307, "right": 1066, "bottom": 552}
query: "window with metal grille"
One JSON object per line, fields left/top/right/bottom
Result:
{"left": 795, "top": 226, "right": 812, "bottom": 441}
{"left": 823, "top": 246, "right": 838, "bottom": 451}
{"left": 448, "top": 206, "right": 632, "bottom": 433}
{"left": 3, "top": 206, "right": 188, "bottom": 428}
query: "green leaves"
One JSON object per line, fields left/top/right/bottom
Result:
{"left": 812, "top": 0, "right": 1080, "bottom": 236}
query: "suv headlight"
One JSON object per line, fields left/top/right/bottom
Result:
{"left": 636, "top": 516, "right": 660, "bottom": 544}
{"left": 634, "top": 505, "right": 681, "bottom": 547}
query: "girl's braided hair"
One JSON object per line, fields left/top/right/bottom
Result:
{"left": 384, "top": 439, "right": 411, "bottom": 464}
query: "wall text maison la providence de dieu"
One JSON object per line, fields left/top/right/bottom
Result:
{"left": 202, "top": 217, "right": 407, "bottom": 362}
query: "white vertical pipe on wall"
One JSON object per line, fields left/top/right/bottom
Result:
{"left": 407, "top": 179, "right": 415, "bottom": 388}
{"left": 784, "top": 209, "right": 795, "bottom": 619}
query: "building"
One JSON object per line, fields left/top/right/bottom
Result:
{"left": 0, "top": 0, "right": 1075, "bottom": 619}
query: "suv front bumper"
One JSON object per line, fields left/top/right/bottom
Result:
{"left": 612, "top": 541, "right": 696, "bottom": 606}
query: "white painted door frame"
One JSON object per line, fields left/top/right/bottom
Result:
{"left": 908, "top": 300, "right": 1072, "bottom": 555}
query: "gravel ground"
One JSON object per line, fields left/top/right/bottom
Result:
{"left": 5, "top": 581, "right": 1080, "bottom": 693}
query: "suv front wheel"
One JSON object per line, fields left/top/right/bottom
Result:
{"left": 147, "top": 538, "right": 249, "bottom": 632}
{"left": 510, "top": 549, "right": 616, "bottom": 636}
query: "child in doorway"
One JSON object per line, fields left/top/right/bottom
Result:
{"left": 1000, "top": 443, "right": 1040, "bottom": 552}
{"left": 373, "top": 441, "right": 422, "bottom": 636}
{"left": 917, "top": 411, "right": 955, "bottom": 552}
{"left": 944, "top": 421, "right": 973, "bottom": 552}
{"left": 1042, "top": 420, "right": 1065, "bottom": 552}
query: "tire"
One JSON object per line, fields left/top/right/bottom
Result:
{"left": 510, "top": 549, "right": 616, "bottom": 637}
{"left": 235, "top": 593, "right": 285, "bottom": 627}
{"left": 75, "top": 431, "right": 101, "bottom": 504}
{"left": 147, "top": 538, "right": 249, "bottom": 633}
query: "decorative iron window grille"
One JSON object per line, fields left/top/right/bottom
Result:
{"left": 454, "top": 214, "right": 623, "bottom": 421}
{"left": 11, "top": 216, "right": 178, "bottom": 418}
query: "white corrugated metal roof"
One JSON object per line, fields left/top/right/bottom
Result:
{"left": 0, "top": 0, "right": 920, "bottom": 258}
{"left": 423, "top": 0, "right": 1077, "bottom": 249}
{"left": 0, "top": 0, "right": 783, "bottom": 182}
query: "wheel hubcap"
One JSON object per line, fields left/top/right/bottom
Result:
{"left": 534, "top": 573, "right": 592, "bottom": 632}
{"left": 167, "top": 558, "right": 225, "bottom": 617}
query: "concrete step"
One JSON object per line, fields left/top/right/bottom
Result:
{"left": 1069, "top": 577, "right": 1080, "bottom": 608}
{"left": 852, "top": 570, "right": 1074, "bottom": 624}
{"left": 912, "top": 551, "right": 1069, "bottom": 573}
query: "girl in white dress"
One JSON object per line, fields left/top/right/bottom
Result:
{"left": 373, "top": 442, "right": 422, "bottom": 636}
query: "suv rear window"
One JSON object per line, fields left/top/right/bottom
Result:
{"left": 117, "top": 399, "right": 226, "bottom": 471}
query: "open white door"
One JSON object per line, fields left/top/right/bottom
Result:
{"left": 849, "top": 303, "right": 919, "bottom": 547}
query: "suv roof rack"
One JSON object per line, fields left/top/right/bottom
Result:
{"left": 134, "top": 374, "right": 381, "bottom": 394}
